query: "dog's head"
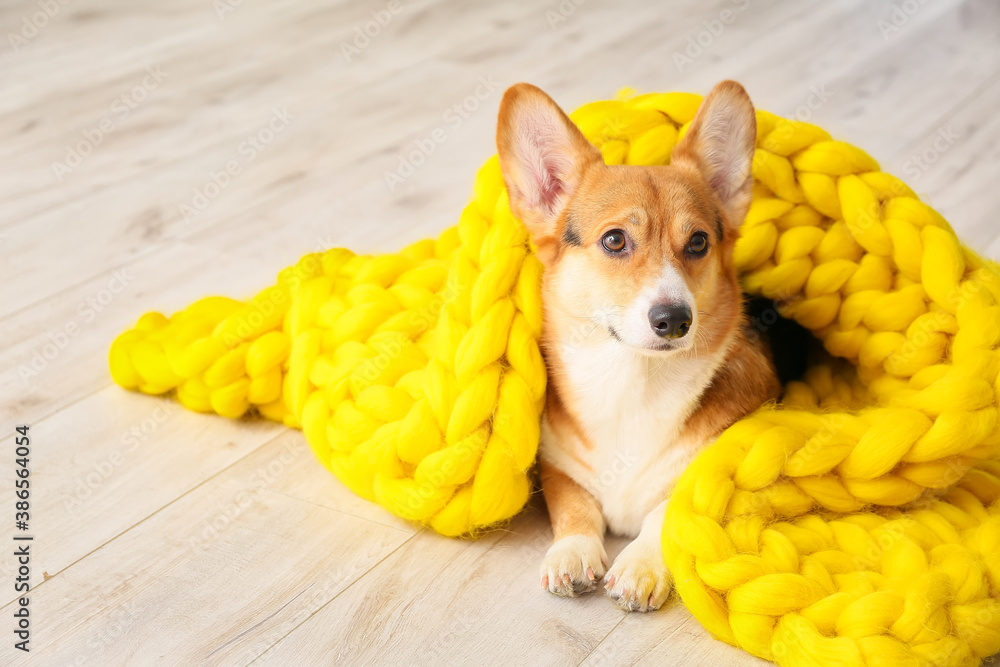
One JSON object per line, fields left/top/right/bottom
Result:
{"left": 496, "top": 81, "right": 755, "bottom": 356}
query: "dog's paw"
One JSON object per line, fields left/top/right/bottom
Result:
{"left": 540, "top": 534, "right": 608, "bottom": 597}
{"left": 604, "top": 540, "right": 672, "bottom": 612}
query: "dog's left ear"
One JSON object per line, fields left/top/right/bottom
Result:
{"left": 673, "top": 80, "right": 757, "bottom": 230}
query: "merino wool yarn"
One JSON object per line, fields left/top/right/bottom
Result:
{"left": 109, "top": 168, "right": 545, "bottom": 537}
{"left": 110, "top": 89, "right": 1000, "bottom": 666}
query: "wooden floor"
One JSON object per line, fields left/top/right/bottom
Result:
{"left": 3, "top": 0, "right": 1000, "bottom": 664}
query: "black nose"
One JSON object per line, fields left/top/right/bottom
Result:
{"left": 648, "top": 304, "right": 692, "bottom": 339}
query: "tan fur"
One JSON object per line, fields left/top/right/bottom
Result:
{"left": 497, "top": 81, "right": 780, "bottom": 610}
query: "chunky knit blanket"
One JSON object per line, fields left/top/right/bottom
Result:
{"left": 110, "top": 89, "right": 1000, "bottom": 666}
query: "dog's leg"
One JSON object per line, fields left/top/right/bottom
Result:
{"left": 539, "top": 460, "right": 607, "bottom": 597}
{"left": 604, "top": 499, "right": 672, "bottom": 611}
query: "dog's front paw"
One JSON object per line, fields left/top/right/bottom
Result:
{"left": 540, "top": 534, "right": 608, "bottom": 597}
{"left": 604, "top": 540, "right": 672, "bottom": 612}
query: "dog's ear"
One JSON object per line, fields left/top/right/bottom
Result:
{"left": 673, "top": 80, "right": 757, "bottom": 230}
{"left": 496, "top": 83, "right": 602, "bottom": 243}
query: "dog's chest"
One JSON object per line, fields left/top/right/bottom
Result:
{"left": 543, "top": 341, "right": 721, "bottom": 535}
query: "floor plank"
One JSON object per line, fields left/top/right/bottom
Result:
{"left": 0, "top": 435, "right": 413, "bottom": 665}
{"left": 0, "top": 388, "right": 284, "bottom": 594}
{"left": 253, "top": 506, "right": 701, "bottom": 667}
{"left": 4, "top": 0, "right": 1000, "bottom": 665}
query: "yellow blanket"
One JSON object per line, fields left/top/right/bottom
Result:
{"left": 110, "top": 89, "right": 1000, "bottom": 667}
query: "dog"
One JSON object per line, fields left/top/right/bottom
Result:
{"left": 495, "top": 80, "right": 781, "bottom": 612}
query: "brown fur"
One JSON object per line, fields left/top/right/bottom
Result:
{"left": 497, "top": 80, "right": 780, "bottom": 608}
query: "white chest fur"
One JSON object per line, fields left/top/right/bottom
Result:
{"left": 540, "top": 339, "right": 725, "bottom": 536}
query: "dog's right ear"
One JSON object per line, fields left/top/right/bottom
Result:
{"left": 496, "top": 83, "right": 602, "bottom": 243}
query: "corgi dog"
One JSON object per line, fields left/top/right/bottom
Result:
{"left": 496, "top": 80, "right": 781, "bottom": 612}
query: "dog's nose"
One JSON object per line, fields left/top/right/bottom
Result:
{"left": 648, "top": 303, "right": 692, "bottom": 339}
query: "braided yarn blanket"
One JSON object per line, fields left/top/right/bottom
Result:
{"left": 110, "top": 89, "right": 1000, "bottom": 666}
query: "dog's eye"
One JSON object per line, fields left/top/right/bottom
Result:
{"left": 686, "top": 231, "right": 709, "bottom": 256}
{"left": 601, "top": 230, "right": 627, "bottom": 253}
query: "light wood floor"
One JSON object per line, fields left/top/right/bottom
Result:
{"left": 3, "top": 0, "right": 1000, "bottom": 665}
